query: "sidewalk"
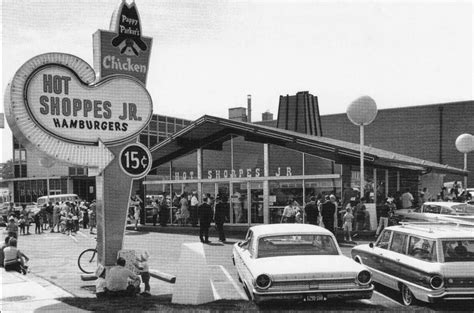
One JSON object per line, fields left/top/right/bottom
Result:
{"left": 126, "top": 223, "right": 377, "bottom": 244}
{"left": 1, "top": 268, "right": 85, "bottom": 312}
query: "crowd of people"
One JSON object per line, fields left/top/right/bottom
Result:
{"left": 3, "top": 200, "right": 97, "bottom": 237}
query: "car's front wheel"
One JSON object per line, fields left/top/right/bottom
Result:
{"left": 400, "top": 284, "right": 416, "bottom": 306}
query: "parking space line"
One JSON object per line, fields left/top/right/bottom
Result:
{"left": 68, "top": 234, "right": 78, "bottom": 242}
{"left": 373, "top": 290, "right": 403, "bottom": 306}
{"left": 219, "top": 265, "right": 248, "bottom": 300}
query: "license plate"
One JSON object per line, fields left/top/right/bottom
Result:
{"left": 306, "top": 294, "right": 323, "bottom": 302}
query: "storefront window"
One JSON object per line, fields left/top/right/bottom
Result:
{"left": 170, "top": 152, "right": 197, "bottom": 181}
{"left": 304, "top": 154, "right": 340, "bottom": 175}
{"left": 203, "top": 141, "right": 232, "bottom": 179}
{"left": 269, "top": 179, "right": 303, "bottom": 224}
{"left": 269, "top": 145, "right": 302, "bottom": 177}
{"left": 231, "top": 136, "right": 264, "bottom": 179}
{"left": 231, "top": 182, "right": 247, "bottom": 224}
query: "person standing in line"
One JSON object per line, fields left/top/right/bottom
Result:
{"left": 178, "top": 192, "right": 190, "bottom": 225}
{"left": 89, "top": 200, "right": 97, "bottom": 234}
{"left": 158, "top": 196, "right": 169, "bottom": 227}
{"left": 281, "top": 199, "right": 297, "bottom": 223}
{"left": 52, "top": 202, "right": 60, "bottom": 232}
{"left": 231, "top": 191, "right": 242, "bottom": 223}
{"left": 190, "top": 191, "right": 199, "bottom": 227}
{"left": 342, "top": 207, "right": 354, "bottom": 242}
{"left": 214, "top": 195, "right": 227, "bottom": 243}
{"left": 198, "top": 196, "right": 213, "bottom": 243}
{"left": 400, "top": 188, "right": 414, "bottom": 209}
{"left": 20, "top": 205, "right": 31, "bottom": 235}
{"left": 355, "top": 198, "right": 368, "bottom": 231}
{"left": 375, "top": 197, "right": 394, "bottom": 237}
{"left": 305, "top": 196, "right": 319, "bottom": 225}
{"left": 34, "top": 212, "right": 42, "bottom": 234}
{"left": 151, "top": 200, "right": 159, "bottom": 226}
{"left": 321, "top": 195, "right": 337, "bottom": 235}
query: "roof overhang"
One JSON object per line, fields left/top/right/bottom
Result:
{"left": 149, "top": 115, "right": 467, "bottom": 177}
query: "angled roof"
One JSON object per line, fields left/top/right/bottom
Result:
{"left": 149, "top": 115, "right": 467, "bottom": 176}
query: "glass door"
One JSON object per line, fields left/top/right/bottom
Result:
{"left": 250, "top": 181, "right": 264, "bottom": 224}
{"left": 231, "top": 182, "right": 247, "bottom": 224}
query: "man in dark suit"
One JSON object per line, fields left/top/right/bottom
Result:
{"left": 198, "top": 196, "right": 213, "bottom": 243}
{"left": 214, "top": 195, "right": 227, "bottom": 242}
{"left": 305, "top": 196, "right": 319, "bottom": 225}
{"left": 321, "top": 195, "right": 337, "bottom": 234}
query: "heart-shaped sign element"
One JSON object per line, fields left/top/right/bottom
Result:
{"left": 25, "top": 64, "right": 152, "bottom": 145}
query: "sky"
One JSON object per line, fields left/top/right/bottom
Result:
{"left": 1, "top": 0, "right": 473, "bottom": 162}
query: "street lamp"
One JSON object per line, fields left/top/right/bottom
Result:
{"left": 346, "top": 96, "right": 378, "bottom": 198}
{"left": 455, "top": 133, "right": 474, "bottom": 190}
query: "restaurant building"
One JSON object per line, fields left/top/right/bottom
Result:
{"left": 143, "top": 92, "right": 467, "bottom": 226}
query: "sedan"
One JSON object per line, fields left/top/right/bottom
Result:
{"left": 232, "top": 224, "right": 373, "bottom": 305}
{"left": 395, "top": 202, "right": 474, "bottom": 226}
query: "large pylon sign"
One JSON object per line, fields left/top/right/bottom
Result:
{"left": 4, "top": 0, "right": 154, "bottom": 267}
{"left": 4, "top": 53, "right": 152, "bottom": 173}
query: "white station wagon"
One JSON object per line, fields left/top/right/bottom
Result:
{"left": 232, "top": 224, "right": 373, "bottom": 305}
{"left": 351, "top": 222, "right": 474, "bottom": 306}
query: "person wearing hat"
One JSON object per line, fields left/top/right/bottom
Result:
{"left": 375, "top": 197, "right": 395, "bottom": 237}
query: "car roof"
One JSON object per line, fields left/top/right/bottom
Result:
{"left": 386, "top": 222, "right": 474, "bottom": 239}
{"left": 422, "top": 201, "right": 469, "bottom": 207}
{"left": 248, "top": 224, "right": 332, "bottom": 238}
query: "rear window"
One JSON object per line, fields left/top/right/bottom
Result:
{"left": 442, "top": 240, "right": 474, "bottom": 262}
{"left": 257, "top": 235, "right": 338, "bottom": 258}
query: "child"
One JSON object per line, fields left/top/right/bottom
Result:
{"left": 95, "top": 264, "right": 107, "bottom": 298}
{"left": 18, "top": 215, "right": 26, "bottom": 235}
{"left": 66, "top": 213, "right": 74, "bottom": 235}
{"left": 34, "top": 212, "right": 42, "bottom": 234}
{"left": 59, "top": 212, "right": 67, "bottom": 234}
{"left": 136, "top": 251, "right": 151, "bottom": 297}
{"left": 342, "top": 207, "right": 354, "bottom": 242}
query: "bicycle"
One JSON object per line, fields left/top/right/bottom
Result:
{"left": 78, "top": 246, "right": 97, "bottom": 274}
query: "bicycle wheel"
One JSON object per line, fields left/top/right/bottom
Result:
{"left": 78, "top": 248, "right": 97, "bottom": 274}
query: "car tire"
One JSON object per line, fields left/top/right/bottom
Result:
{"left": 400, "top": 284, "right": 416, "bottom": 306}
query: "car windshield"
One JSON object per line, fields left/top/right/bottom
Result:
{"left": 442, "top": 240, "right": 474, "bottom": 262}
{"left": 257, "top": 234, "right": 339, "bottom": 258}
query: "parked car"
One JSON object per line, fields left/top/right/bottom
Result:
{"left": 351, "top": 222, "right": 474, "bottom": 306}
{"left": 395, "top": 202, "right": 474, "bottom": 226}
{"left": 232, "top": 224, "right": 373, "bottom": 305}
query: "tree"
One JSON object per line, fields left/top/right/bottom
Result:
{"left": 1, "top": 159, "right": 14, "bottom": 180}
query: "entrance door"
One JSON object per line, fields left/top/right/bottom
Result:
{"left": 250, "top": 182, "right": 264, "bottom": 224}
{"left": 231, "top": 182, "right": 247, "bottom": 224}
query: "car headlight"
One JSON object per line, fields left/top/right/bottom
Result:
{"left": 255, "top": 274, "right": 272, "bottom": 290}
{"left": 430, "top": 275, "right": 444, "bottom": 290}
{"left": 356, "top": 270, "right": 372, "bottom": 285}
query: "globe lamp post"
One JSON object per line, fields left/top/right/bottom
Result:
{"left": 346, "top": 96, "right": 378, "bottom": 198}
{"left": 39, "top": 156, "right": 55, "bottom": 203}
{"left": 455, "top": 133, "right": 474, "bottom": 190}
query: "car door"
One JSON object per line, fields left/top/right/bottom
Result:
{"left": 382, "top": 232, "right": 408, "bottom": 290}
{"left": 365, "top": 229, "right": 393, "bottom": 287}
{"left": 235, "top": 231, "right": 255, "bottom": 285}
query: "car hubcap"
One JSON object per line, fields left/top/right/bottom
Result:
{"left": 402, "top": 286, "right": 412, "bottom": 305}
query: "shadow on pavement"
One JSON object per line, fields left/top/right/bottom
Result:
{"left": 35, "top": 296, "right": 259, "bottom": 312}
{"left": 124, "top": 231, "right": 151, "bottom": 236}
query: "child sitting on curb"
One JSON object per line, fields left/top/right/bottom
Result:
{"left": 136, "top": 251, "right": 151, "bottom": 297}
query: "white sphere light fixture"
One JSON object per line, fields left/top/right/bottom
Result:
{"left": 455, "top": 133, "right": 474, "bottom": 154}
{"left": 346, "top": 96, "right": 378, "bottom": 126}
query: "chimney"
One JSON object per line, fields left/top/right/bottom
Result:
{"left": 247, "top": 95, "right": 252, "bottom": 123}
{"left": 276, "top": 91, "right": 323, "bottom": 136}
